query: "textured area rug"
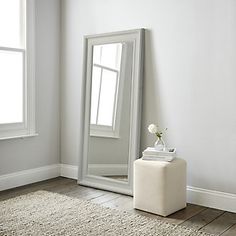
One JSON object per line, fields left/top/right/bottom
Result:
{"left": 0, "top": 191, "right": 214, "bottom": 236}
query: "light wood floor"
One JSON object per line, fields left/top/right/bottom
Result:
{"left": 0, "top": 177, "right": 236, "bottom": 236}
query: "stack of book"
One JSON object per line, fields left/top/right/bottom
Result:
{"left": 142, "top": 147, "right": 176, "bottom": 162}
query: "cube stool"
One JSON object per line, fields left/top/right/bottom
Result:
{"left": 133, "top": 158, "right": 186, "bottom": 216}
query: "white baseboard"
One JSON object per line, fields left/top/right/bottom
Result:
{"left": 187, "top": 186, "right": 236, "bottom": 213}
{"left": 60, "top": 164, "right": 78, "bottom": 179}
{"left": 1, "top": 164, "right": 236, "bottom": 213}
{"left": 0, "top": 164, "right": 60, "bottom": 191}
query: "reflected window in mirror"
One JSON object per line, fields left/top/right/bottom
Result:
{"left": 90, "top": 43, "right": 123, "bottom": 138}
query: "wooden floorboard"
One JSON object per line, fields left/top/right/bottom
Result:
{"left": 164, "top": 203, "right": 207, "bottom": 225}
{"left": 0, "top": 177, "right": 72, "bottom": 201}
{"left": 220, "top": 224, "right": 236, "bottom": 236}
{"left": 201, "top": 212, "right": 236, "bottom": 235}
{"left": 1, "top": 177, "right": 236, "bottom": 235}
{"left": 90, "top": 191, "right": 121, "bottom": 204}
{"left": 180, "top": 208, "right": 224, "bottom": 230}
{"left": 101, "top": 194, "right": 133, "bottom": 210}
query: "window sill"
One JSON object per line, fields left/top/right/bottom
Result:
{"left": 0, "top": 133, "right": 38, "bottom": 141}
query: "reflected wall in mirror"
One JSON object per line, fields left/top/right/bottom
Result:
{"left": 79, "top": 29, "right": 144, "bottom": 195}
{"left": 89, "top": 42, "right": 133, "bottom": 182}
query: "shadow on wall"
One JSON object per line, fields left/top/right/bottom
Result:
{"left": 140, "top": 29, "right": 165, "bottom": 154}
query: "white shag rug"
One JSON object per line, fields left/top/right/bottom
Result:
{"left": 0, "top": 191, "right": 215, "bottom": 236}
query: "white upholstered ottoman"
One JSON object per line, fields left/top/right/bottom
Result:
{"left": 133, "top": 158, "right": 186, "bottom": 216}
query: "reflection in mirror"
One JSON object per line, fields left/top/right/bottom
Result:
{"left": 88, "top": 42, "right": 133, "bottom": 182}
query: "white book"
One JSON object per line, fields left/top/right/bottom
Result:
{"left": 142, "top": 147, "right": 176, "bottom": 158}
{"left": 142, "top": 155, "right": 175, "bottom": 162}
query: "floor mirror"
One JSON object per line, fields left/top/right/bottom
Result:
{"left": 78, "top": 29, "right": 144, "bottom": 195}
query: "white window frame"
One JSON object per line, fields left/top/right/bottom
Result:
{"left": 0, "top": 0, "right": 36, "bottom": 140}
{"left": 90, "top": 44, "right": 125, "bottom": 139}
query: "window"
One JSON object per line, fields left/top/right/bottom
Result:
{"left": 0, "top": 0, "right": 35, "bottom": 139}
{"left": 90, "top": 43, "right": 123, "bottom": 138}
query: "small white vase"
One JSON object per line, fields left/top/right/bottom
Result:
{"left": 154, "top": 137, "right": 166, "bottom": 151}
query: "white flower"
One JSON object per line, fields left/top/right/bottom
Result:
{"left": 148, "top": 124, "right": 158, "bottom": 134}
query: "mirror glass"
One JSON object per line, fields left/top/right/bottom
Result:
{"left": 79, "top": 29, "right": 144, "bottom": 195}
{"left": 88, "top": 42, "right": 133, "bottom": 182}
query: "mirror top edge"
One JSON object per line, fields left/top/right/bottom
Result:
{"left": 84, "top": 28, "right": 145, "bottom": 40}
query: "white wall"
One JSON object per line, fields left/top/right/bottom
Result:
{"left": 0, "top": 0, "right": 60, "bottom": 175}
{"left": 61, "top": 0, "right": 236, "bottom": 195}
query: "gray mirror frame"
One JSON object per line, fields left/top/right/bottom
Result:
{"left": 78, "top": 29, "right": 144, "bottom": 195}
